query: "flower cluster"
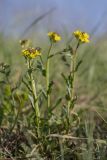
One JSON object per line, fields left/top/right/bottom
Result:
{"left": 48, "top": 32, "right": 61, "bottom": 42}
{"left": 20, "top": 31, "right": 90, "bottom": 59}
{"left": 22, "top": 47, "right": 41, "bottom": 59}
{"left": 73, "top": 30, "right": 90, "bottom": 43}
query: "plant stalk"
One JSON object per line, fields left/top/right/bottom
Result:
{"left": 27, "top": 59, "right": 40, "bottom": 137}
{"left": 67, "top": 41, "right": 80, "bottom": 128}
{"left": 46, "top": 42, "right": 53, "bottom": 108}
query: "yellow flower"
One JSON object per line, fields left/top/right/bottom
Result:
{"left": 22, "top": 47, "right": 41, "bottom": 59}
{"left": 73, "top": 30, "right": 90, "bottom": 43}
{"left": 48, "top": 32, "right": 61, "bottom": 42}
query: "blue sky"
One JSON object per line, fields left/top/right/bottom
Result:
{"left": 0, "top": 0, "right": 107, "bottom": 37}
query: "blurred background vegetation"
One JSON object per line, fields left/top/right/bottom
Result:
{"left": 1, "top": 0, "right": 107, "bottom": 106}
{"left": 1, "top": 0, "right": 107, "bottom": 159}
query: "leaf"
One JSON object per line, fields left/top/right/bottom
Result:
{"left": 36, "top": 61, "right": 42, "bottom": 70}
{"left": 47, "top": 81, "right": 54, "bottom": 94}
{"left": 65, "top": 93, "right": 70, "bottom": 101}
{"left": 36, "top": 61, "right": 46, "bottom": 77}
{"left": 68, "top": 74, "right": 73, "bottom": 87}
{"left": 62, "top": 45, "right": 73, "bottom": 53}
{"left": 70, "top": 97, "right": 77, "bottom": 109}
{"left": 51, "top": 97, "right": 62, "bottom": 111}
{"left": 61, "top": 55, "right": 67, "bottom": 62}
{"left": 29, "top": 95, "right": 35, "bottom": 109}
{"left": 75, "top": 60, "right": 82, "bottom": 72}
{"left": 96, "top": 139, "right": 107, "bottom": 145}
{"left": 61, "top": 73, "right": 67, "bottom": 83}
{"left": 61, "top": 106, "right": 68, "bottom": 117}
{"left": 61, "top": 73, "right": 73, "bottom": 88}
{"left": 42, "top": 69, "right": 46, "bottom": 77}
{"left": 41, "top": 89, "right": 47, "bottom": 99}
{"left": 22, "top": 78, "right": 32, "bottom": 93}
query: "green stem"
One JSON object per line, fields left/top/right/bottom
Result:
{"left": 70, "top": 52, "right": 76, "bottom": 101}
{"left": 67, "top": 41, "right": 80, "bottom": 129}
{"left": 27, "top": 59, "right": 40, "bottom": 137}
{"left": 46, "top": 42, "right": 53, "bottom": 108}
{"left": 71, "top": 41, "right": 80, "bottom": 100}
